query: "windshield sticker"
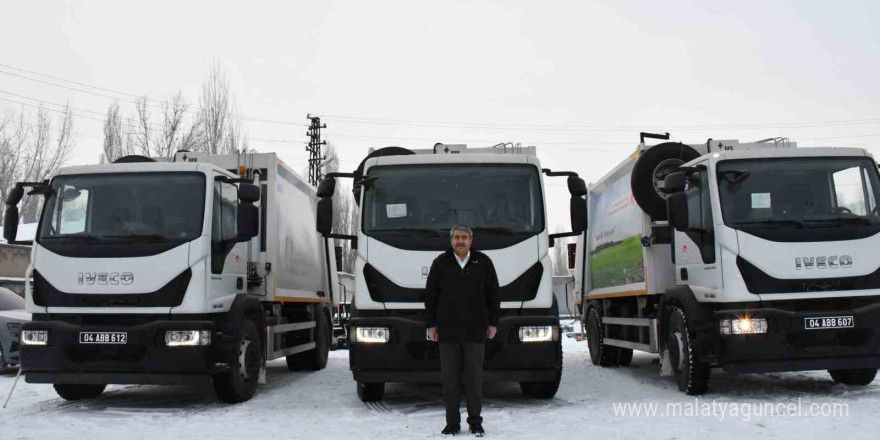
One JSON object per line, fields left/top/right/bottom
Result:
{"left": 751, "top": 193, "right": 772, "bottom": 209}
{"left": 386, "top": 203, "right": 407, "bottom": 218}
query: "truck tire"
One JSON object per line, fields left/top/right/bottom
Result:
{"left": 520, "top": 339, "right": 563, "bottom": 399}
{"left": 357, "top": 381, "right": 385, "bottom": 402}
{"left": 586, "top": 307, "right": 619, "bottom": 367}
{"left": 631, "top": 142, "right": 700, "bottom": 220}
{"left": 286, "top": 309, "right": 331, "bottom": 371}
{"left": 53, "top": 384, "right": 106, "bottom": 401}
{"left": 213, "top": 318, "right": 262, "bottom": 403}
{"left": 666, "top": 306, "right": 710, "bottom": 395}
{"left": 617, "top": 348, "right": 634, "bottom": 367}
{"left": 0, "top": 344, "right": 8, "bottom": 373}
{"left": 829, "top": 368, "right": 878, "bottom": 386}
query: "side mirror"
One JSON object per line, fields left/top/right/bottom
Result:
{"left": 3, "top": 206, "right": 19, "bottom": 243}
{"left": 663, "top": 172, "right": 688, "bottom": 193}
{"left": 238, "top": 183, "right": 261, "bottom": 204}
{"left": 567, "top": 176, "right": 587, "bottom": 197}
{"left": 317, "top": 198, "right": 333, "bottom": 235}
{"left": 570, "top": 196, "right": 587, "bottom": 234}
{"left": 334, "top": 245, "right": 343, "bottom": 272}
{"left": 6, "top": 185, "right": 24, "bottom": 205}
{"left": 237, "top": 203, "right": 259, "bottom": 242}
{"left": 566, "top": 243, "right": 576, "bottom": 270}
{"left": 667, "top": 192, "right": 689, "bottom": 231}
{"left": 317, "top": 177, "right": 336, "bottom": 199}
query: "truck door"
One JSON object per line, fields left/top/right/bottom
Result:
{"left": 673, "top": 162, "right": 721, "bottom": 292}
{"left": 210, "top": 180, "right": 247, "bottom": 298}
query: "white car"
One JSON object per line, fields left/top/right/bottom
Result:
{"left": 0, "top": 287, "right": 28, "bottom": 373}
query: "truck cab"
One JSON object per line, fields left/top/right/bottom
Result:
{"left": 577, "top": 135, "right": 880, "bottom": 394}
{"left": 317, "top": 144, "right": 586, "bottom": 401}
{"left": 7, "top": 153, "right": 337, "bottom": 403}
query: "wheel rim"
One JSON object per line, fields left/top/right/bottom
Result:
{"left": 669, "top": 331, "right": 685, "bottom": 372}
{"left": 652, "top": 158, "right": 686, "bottom": 198}
{"left": 238, "top": 337, "right": 258, "bottom": 381}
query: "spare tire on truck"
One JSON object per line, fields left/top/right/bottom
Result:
{"left": 630, "top": 142, "right": 700, "bottom": 221}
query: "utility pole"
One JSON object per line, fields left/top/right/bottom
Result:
{"left": 306, "top": 114, "right": 327, "bottom": 186}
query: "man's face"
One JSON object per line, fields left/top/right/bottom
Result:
{"left": 451, "top": 230, "right": 472, "bottom": 255}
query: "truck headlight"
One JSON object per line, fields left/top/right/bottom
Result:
{"left": 719, "top": 318, "right": 768, "bottom": 335}
{"left": 165, "top": 330, "right": 212, "bottom": 347}
{"left": 518, "top": 325, "right": 557, "bottom": 343}
{"left": 21, "top": 330, "right": 48, "bottom": 346}
{"left": 353, "top": 327, "right": 389, "bottom": 344}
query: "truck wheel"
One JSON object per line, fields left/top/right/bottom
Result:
{"left": 829, "top": 368, "right": 878, "bottom": 386}
{"left": 520, "top": 339, "right": 563, "bottom": 399}
{"left": 631, "top": 142, "right": 700, "bottom": 220}
{"left": 666, "top": 306, "right": 710, "bottom": 395}
{"left": 617, "top": 348, "right": 634, "bottom": 367}
{"left": 213, "top": 319, "right": 262, "bottom": 403}
{"left": 53, "top": 384, "right": 106, "bottom": 401}
{"left": 357, "top": 381, "right": 385, "bottom": 402}
{"left": 0, "top": 344, "right": 8, "bottom": 373}
{"left": 286, "top": 309, "right": 331, "bottom": 371}
{"left": 586, "top": 307, "right": 619, "bottom": 366}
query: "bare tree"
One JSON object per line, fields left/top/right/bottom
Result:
{"left": 101, "top": 101, "right": 125, "bottom": 163}
{"left": 0, "top": 105, "right": 76, "bottom": 225}
{"left": 132, "top": 97, "right": 151, "bottom": 156}
{"left": 198, "top": 62, "right": 242, "bottom": 154}
{"left": 153, "top": 92, "right": 190, "bottom": 157}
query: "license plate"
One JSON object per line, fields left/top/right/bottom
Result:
{"left": 804, "top": 316, "right": 854, "bottom": 330}
{"left": 79, "top": 332, "right": 128, "bottom": 344}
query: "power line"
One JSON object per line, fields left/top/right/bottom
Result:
{"left": 320, "top": 113, "right": 880, "bottom": 132}
{"left": 0, "top": 65, "right": 309, "bottom": 128}
{"left": 0, "top": 95, "right": 301, "bottom": 145}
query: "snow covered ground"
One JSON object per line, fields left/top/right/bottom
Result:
{"left": 1, "top": 322, "right": 877, "bottom": 439}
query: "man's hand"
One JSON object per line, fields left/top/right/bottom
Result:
{"left": 427, "top": 327, "right": 438, "bottom": 341}
{"left": 487, "top": 326, "right": 497, "bottom": 340}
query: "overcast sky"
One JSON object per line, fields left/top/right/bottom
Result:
{"left": 2, "top": 0, "right": 879, "bottom": 229}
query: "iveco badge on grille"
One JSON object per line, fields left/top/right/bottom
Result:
{"left": 795, "top": 255, "right": 853, "bottom": 270}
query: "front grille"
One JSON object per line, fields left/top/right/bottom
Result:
{"left": 737, "top": 256, "right": 880, "bottom": 294}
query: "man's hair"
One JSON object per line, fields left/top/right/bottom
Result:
{"left": 449, "top": 225, "right": 473, "bottom": 238}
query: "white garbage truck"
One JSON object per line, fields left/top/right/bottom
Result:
{"left": 4, "top": 151, "right": 338, "bottom": 402}
{"left": 575, "top": 132, "right": 880, "bottom": 394}
{"left": 316, "top": 143, "right": 586, "bottom": 401}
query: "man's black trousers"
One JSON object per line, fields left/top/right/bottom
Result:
{"left": 439, "top": 341, "right": 485, "bottom": 426}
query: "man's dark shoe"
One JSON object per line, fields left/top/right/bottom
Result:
{"left": 442, "top": 424, "right": 461, "bottom": 436}
{"left": 469, "top": 423, "right": 485, "bottom": 437}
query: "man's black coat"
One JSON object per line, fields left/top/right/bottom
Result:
{"left": 425, "top": 249, "right": 501, "bottom": 343}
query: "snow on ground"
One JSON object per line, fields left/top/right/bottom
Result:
{"left": 1, "top": 322, "right": 878, "bottom": 439}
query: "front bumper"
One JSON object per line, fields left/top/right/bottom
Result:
{"left": 348, "top": 315, "right": 561, "bottom": 383}
{"left": 20, "top": 318, "right": 229, "bottom": 385}
{"left": 710, "top": 300, "right": 880, "bottom": 373}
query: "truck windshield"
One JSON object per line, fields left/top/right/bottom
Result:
{"left": 362, "top": 164, "right": 544, "bottom": 250}
{"left": 37, "top": 172, "right": 206, "bottom": 256}
{"left": 717, "top": 157, "right": 880, "bottom": 240}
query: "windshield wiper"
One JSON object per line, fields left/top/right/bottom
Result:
{"left": 102, "top": 234, "right": 177, "bottom": 242}
{"left": 804, "top": 217, "right": 874, "bottom": 227}
{"left": 40, "top": 234, "right": 104, "bottom": 243}
{"left": 472, "top": 226, "right": 514, "bottom": 235}
{"left": 368, "top": 228, "right": 443, "bottom": 236}
{"left": 732, "top": 219, "right": 806, "bottom": 229}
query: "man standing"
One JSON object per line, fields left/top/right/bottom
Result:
{"left": 425, "top": 225, "right": 501, "bottom": 437}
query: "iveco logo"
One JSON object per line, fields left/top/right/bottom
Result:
{"left": 795, "top": 256, "right": 853, "bottom": 270}
{"left": 77, "top": 272, "right": 135, "bottom": 285}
